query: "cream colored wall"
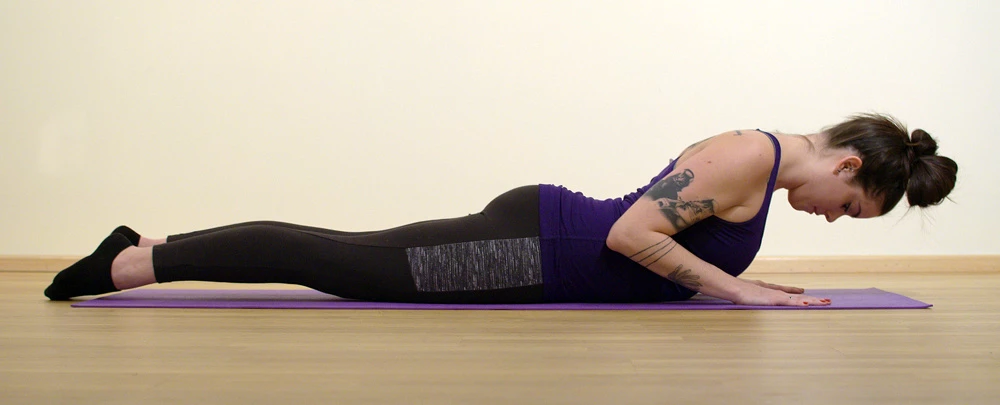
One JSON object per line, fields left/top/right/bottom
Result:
{"left": 1, "top": 0, "right": 996, "bottom": 257}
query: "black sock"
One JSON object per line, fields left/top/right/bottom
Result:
{"left": 113, "top": 225, "right": 141, "bottom": 246}
{"left": 44, "top": 233, "right": 132, "bottom": 300}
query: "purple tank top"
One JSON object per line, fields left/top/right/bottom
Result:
{"left": 538, "top": 130, "right": 782, "bottom": 302}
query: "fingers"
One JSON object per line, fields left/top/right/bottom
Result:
{"left": 745, "top": 278, "right": 805, "bottom": 294}
{"left": 784, "top": 294, "right": 831, "bottom": 306}
{"left": 761, "top": 282, "right": 805, "bottom": 294}
{"left": 740, "top": 288, "right": 832, "bottom": 307}
{"left": 777, "top": 285, "right": 806, "bottom": 294}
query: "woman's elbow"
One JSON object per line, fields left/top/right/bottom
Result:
{"left": 605, "top": 220, "right": 634, "bottom": 254}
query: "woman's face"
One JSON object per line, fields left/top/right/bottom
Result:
{"left": 787, "top": 159, "right": 883, "bottom": 222}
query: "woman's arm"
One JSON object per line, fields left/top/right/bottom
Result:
{"left": 607, "top": 131, "right": 830, "bottom": 306}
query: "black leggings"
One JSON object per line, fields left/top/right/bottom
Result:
{"left": 151, "top": 185, "right": 545, "bottom": 304}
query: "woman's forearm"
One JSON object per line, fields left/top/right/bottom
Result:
{"left": 607, "top": 229, "right": 747, "bottom": 303}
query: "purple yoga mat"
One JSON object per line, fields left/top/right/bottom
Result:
{"left": 71, "top": 288, "right": 930, "bottom": 310}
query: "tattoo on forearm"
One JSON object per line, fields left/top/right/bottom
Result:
{"left": 645, "top": 242, "right": 676, "bottom": 267}
{"left": 628, "top": 237, "right": 678, "bottom": 267}
{"left": 734, "top": 130, "right": 742, "bottom": 136}
{"left": 643, "top": 169, "right": 716, "bottom": 231}
{"left": 666, "top": 265, "right": 703, "bottom": 291}
{"left": 628, "top": 239, "right": 702, "bottom": 291}
{"left": 628, "top": 237, "right": 668, "bottom": 259}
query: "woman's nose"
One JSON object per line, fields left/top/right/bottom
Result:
{"left": 825, "top": 212, "right": 842, "bottom": 223}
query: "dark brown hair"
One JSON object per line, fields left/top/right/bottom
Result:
{"left": 824, "top": 113, "right": 958, "bottom": 215}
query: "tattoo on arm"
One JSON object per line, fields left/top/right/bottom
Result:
{"left": 666, "top": 264, "right": 703, "bottom": 291}
{"left": 627, "top": 239, "right": 703, "bottom": 291}
{"left": 628, "top": 237, "right": 678, "bottom": 268}
{"left": 734, "top": 130, "right": 742, "bottom": 136}
{"left": 643, "top": 169, "right": 716, "bottom": 232}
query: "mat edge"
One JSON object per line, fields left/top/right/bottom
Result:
{"left": 70, "top": 288, "right": 932, "bottom": 310}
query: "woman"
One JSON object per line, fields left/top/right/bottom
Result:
{"left": 45, "top": 113, "right": 958, "bottom": 306}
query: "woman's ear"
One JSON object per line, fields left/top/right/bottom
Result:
{"left": 835, "top": 156, "right": 862, "bottom": 175}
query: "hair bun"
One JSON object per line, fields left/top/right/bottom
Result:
{"left": 904, "top": 129, "right": 958, "bottom": 208}
{"left": 908, "top": 129, "right": 938, "bottom": 157}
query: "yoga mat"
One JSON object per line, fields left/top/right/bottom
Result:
{"left": 71, "top": 288, "right": 930, "bottom": 310}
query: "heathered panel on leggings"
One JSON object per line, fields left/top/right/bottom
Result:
{"left": 405, "top": 237, "right": 542, "bottom": 292}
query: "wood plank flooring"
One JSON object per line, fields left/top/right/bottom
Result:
{"left": 1, "top": 271, "right": 998, "bottom": 405}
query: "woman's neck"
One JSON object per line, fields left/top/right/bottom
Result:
{"left": 773, "top": 132, "right": 825, "bottom": 191}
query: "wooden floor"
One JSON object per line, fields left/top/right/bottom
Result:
{"left": 2, "top": 271, "right": 998, "bottom": 405}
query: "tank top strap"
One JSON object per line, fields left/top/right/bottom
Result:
{"left": 754, "top": 129, "right": 782, "bottom": 220}
{"left": 756, "top": 129, "right": 782, "bottom": 193}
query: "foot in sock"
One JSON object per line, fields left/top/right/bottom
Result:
{"left": 44, "top": 233, "right": 133, "bottom": 300}
{"left": 113, "top": 225, "right": 141, "bottom": 246}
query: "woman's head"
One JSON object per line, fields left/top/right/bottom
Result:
{"left": 819, "top": 113, "right": 958, "bottom": 216}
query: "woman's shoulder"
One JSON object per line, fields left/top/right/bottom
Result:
{"left": 666, "top": 130, "right": 778, "bottom": 220}
{"left": 674, "top": 129, "right": 778, "bottom": 174}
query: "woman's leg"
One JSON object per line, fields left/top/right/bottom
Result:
{"left": 149, "top": 224, "right": 419, "bottom": 300}
{"left": 52, "top": 186, "right": 544, "bottom": 304}
{"left": 162, "top": 221, "right": 378, "bottom": 243}
{"left": 123, "top": 221, "right": 379, "bottom": 247}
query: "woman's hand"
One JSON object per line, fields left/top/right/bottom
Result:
{"left": 742, "top": 278, "right": 805, "bottom": 294}
{"left": 733, "top": 283, "right": 832, "bottom": 306}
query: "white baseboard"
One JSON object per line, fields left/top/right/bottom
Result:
{"left": 743, "top": 255, "right": 1000, "bottom": 273}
